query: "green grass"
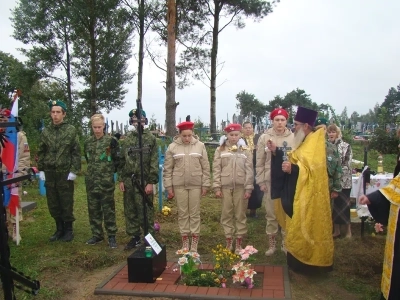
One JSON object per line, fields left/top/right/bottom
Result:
{"left": 351, "top": 142, "right": 396, "bottom": 172}
{"left": 5, "top": 147, "right": 388, "bottom": 299}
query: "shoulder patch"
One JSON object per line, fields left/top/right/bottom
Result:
{"left": 24, "top": 143, "right": 30, "bottom": 153}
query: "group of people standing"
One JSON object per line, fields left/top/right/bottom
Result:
{"left": 20, "top": 100, "right": 355, "bottom": 258}
{"left": 9, "top": 98, "right": 399, "bottom": 299}
{"left": 37, "top": 100, "right": 159, "bottom": 250}
{"left": 163, "top": 106, "right": 354, "bottom": 260}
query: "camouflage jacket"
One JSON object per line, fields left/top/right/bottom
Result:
{"left": 37, "top": 122, "right": 81, "bottom": 173}
{"left": 84, "top": 134, "right": 119, "bottom": 180}
{"left": 118, "top": 129, "right": 158, "bottom": 184}
{"left": 326, "top": 140, "right": 342, "bottom": 193}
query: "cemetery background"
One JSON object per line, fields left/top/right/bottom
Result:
{"left": 6, "top": 140, "right": 393, "bottom": 300}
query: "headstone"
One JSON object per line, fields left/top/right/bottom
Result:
{"left": 238, "top": 114, "right": 243, "bottom": 125}
{"left": 21, "top": 202, "right": 37, "bottom": 214}
{"left": 232, "top": 113, "right": 237, "bottom": 124}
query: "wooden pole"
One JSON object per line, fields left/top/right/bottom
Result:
{"left": 165, "top": 0, "right": 177, "bottom": 137}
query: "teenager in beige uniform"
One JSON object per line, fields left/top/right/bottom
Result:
{"left": 256, "top": 108, "right": 294, "bottom": 256}
{"left": 213, "top": 123, "right": 253, "bottom": 254}
{"left": 163, "top": 117, "right": 210, "bottom": 253}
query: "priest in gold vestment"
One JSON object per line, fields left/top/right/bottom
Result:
{"left": 273, "top": 106, "right": 334, "bottom": 273}
{"left": 359, "top": 178, "right": 400, "bottom": 300}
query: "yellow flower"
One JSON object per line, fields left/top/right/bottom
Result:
{"left": 215, "top": 264, "right": 220, "bottom": 269}
{"left": 201, "top": 273, "right": 206, "bottom": 278}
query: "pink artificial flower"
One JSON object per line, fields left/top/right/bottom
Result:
{"left": 241, "top": 253, "right": 250, "bottom": 260}
{"left": 178, "top": 257, "right": 188, "bottom": 265}
{"left": 375, "top": 223, "right": 384, "bottom": 233}
{"left": 175, "top": 248, "right": 189, "bottom": 255}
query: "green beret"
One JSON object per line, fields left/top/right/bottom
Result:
{"left": 314, "top": 117, "right": 328, "bottom": 127}
{"left": 48, "top": 100, "right": 67, "bottom": 111}
{"left": 129, "top": 109, "right": 146, "bottom": 118}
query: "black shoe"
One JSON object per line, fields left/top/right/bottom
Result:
{"left": 60, "top": 231, "right": 74, "bottom": 242}
{"left": 108, "top": 236, "right": 117, "bottom": 249}
{"left": 86, "top": 236, "right": 104, "bottom": 245}
{"left": 124, "top": 236, "right": 141, "bottom": 250}
{"left": 49, "top": 220, "right": 64, "bottom": 242}
{"left": 60, "top": 221, "right": 74, "bottom": 242}
{"left": 49, "top": 230, "right": 64, "bottom": 242}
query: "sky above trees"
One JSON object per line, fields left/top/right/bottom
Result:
{"left": 1, "top": 0, "right": 400, "bottom": 129}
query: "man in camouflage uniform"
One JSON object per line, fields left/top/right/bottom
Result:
{"left": 37, "top": 100, "right": 81, "bottom": 242}
{"left": 84, "top": 113, "right": 119, "bottom": 248}
{"left": 314, "top": 118, "right": 343, "bottom": 198}
{"left": 118, "top": 108, "right": 158, "bottom": 250}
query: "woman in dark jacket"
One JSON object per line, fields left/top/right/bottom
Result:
{"left": 242, "top": 121, "right": 262, "bottom": 217}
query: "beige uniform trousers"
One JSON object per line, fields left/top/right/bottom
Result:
{"left": 220, "top": 187, "right": 248, "bottom": 238}
{"left": 263, "top": 192, "right": 279, "bottom": 235}
{"left": 175, "top": 188, "right": 201, "bottom": 235}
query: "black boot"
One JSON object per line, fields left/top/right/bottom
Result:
{"left": 49, "top": 220, "right": 64, "bottom": 242}
{"left": 60, "top": 221, "right": 74, "bottom": 242}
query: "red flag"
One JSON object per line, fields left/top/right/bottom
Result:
{"left": 3, "top": 89, "right": 20, "bottom": 216}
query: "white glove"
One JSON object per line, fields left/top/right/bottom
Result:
{"left": 219, "top": 135, "right": 227, "bottom": 146}
{"left": 67, "top": 172, "right": 77, "bottom": 181}
{"left": 39, "top": 171, "right": 45, "bottom": 181}
{"left": 237, "top": 138, "right": 246, "bottom": 147}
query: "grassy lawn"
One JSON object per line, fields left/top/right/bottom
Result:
{"left": 5, "top": 142, "right": 393, "bottom": 299}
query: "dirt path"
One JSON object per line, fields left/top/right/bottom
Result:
{"left": 58, "top": 265, "right": 173, "bottom": 300}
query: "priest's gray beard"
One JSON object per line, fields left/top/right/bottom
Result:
{"left": 292, "top": 127, "right": 306, "bottom": 151}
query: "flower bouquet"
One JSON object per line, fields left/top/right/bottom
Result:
{"left": 238, "top": 245, "right": 258, "bottom": 261}
{"left": 176, "top": 249, "right": 222, "bottom": 287}
{"left": 231, "top": 245, "right": 258, "bottom": 289}
{"left": 175, "top": 244, "right": 258, "bottom": 289}
{"left": 212, "top": 244, "right": 239, "bottom": 287}
{"left": 231, "top": 261, "right": 257, "bottom": 289}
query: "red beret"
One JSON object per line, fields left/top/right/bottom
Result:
{"left": 224, "top": 123, "right": 242, "bottom": 133}
{"left": 270, "top": 108, "right": 288, "bottom": 120}
{"left": 176, "top": 121, "right": 194, "bottom": 131}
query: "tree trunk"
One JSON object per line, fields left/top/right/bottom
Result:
{"left": 89, "top": 2, "right": 97, "bottom": 116}
{"left": 210, "top": 1, "right": 220, "bottom": 137}
{"left": 137, "top": 0, "right": 145, "bottom": 103}
{"left": 65, "top": 36, "right": 73, "bottom": 111}
{"left": 165, "top": 0, "right": 177, "bottom": 137}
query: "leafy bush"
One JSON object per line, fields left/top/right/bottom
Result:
{"left": 368, "top": 128, "right": 398, "bottom": 154}
{"left": 181, "top": 269, "right": 220, "bottom": 287}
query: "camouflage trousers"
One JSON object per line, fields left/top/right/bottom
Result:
{"left": 122, "top": 178, "right": 154, "bottom": 237}
{"left": 85, "top": 177, "right": 117, "bottom": 238}
{"left": 44, "top": 171, "right": 75, "bottom": 222}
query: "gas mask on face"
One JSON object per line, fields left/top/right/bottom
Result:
{"left": 129, "top": 109, "right": 148, "bottom": 126}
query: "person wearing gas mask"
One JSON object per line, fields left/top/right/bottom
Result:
{"left": 117, "top": 109, "right": 158, "bottom": 250}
